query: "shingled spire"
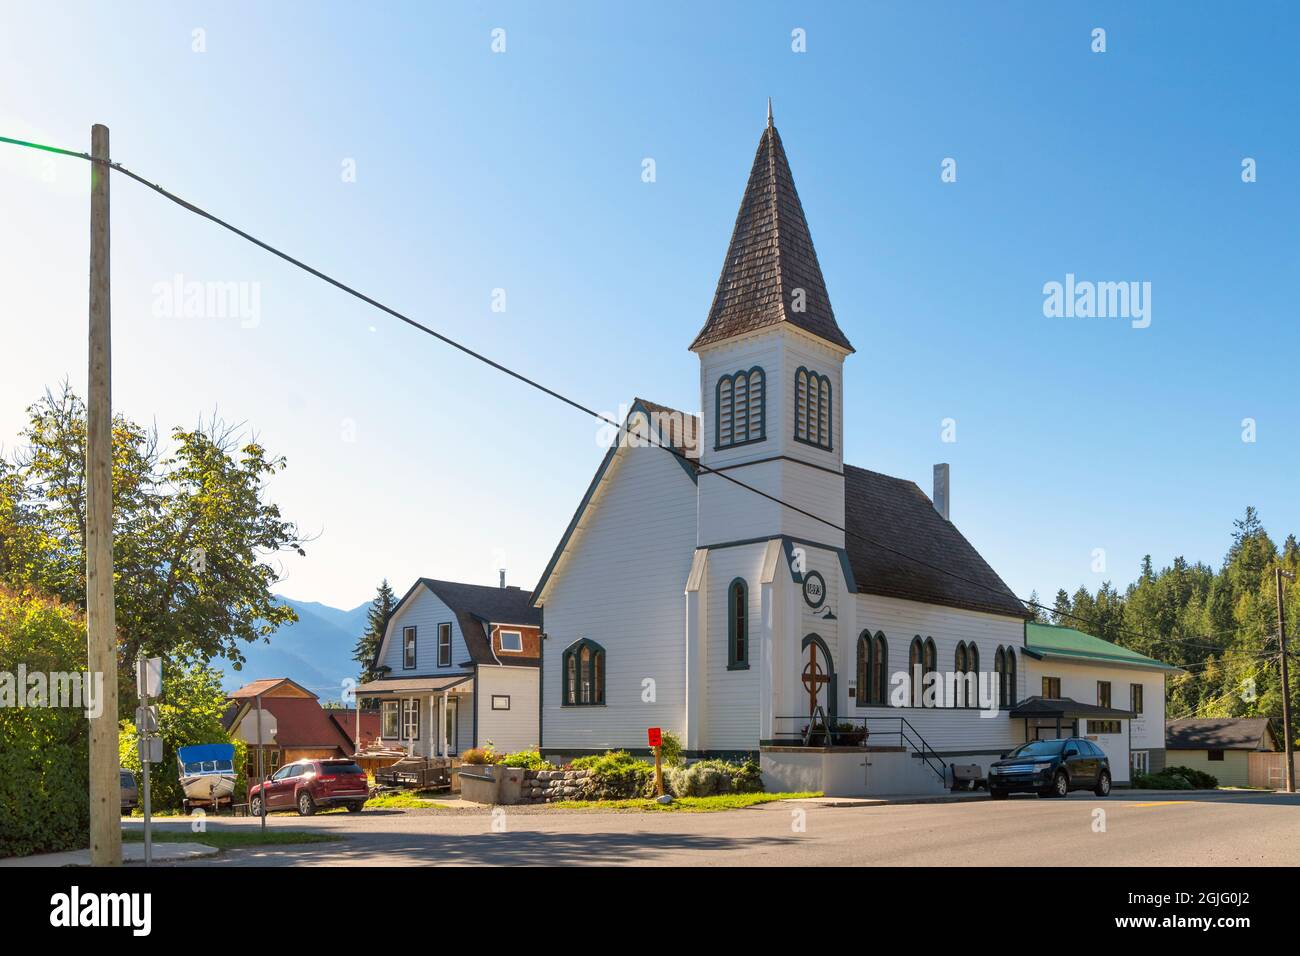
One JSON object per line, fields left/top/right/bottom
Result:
{"left": 690, "top": 109, "right": 853, "bottom": 353}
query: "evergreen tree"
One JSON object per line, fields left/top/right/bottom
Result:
{"left": 354, "top": 579, "right": 397, "bottom": 688}
{"left": 1051, "top": 589, "right": 1072, "bottom": 625}
{"left": 1026, "top": 590, "right": 1049, "bottom": 624}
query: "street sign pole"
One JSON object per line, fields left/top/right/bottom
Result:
{"left": 648, "top": 727, "right": 663, "bottom": 797}
{"left": 256, "top": 693, "right": 266, "bottom": 834}
{"left": 138, "top": 658, "right": 151, "bottom": 867}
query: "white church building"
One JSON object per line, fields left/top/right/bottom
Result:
{"left": 528, "top": 109, "right": 1169, "bottom": 796}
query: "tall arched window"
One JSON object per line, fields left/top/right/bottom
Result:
{"left": 994, "top": 647, "right": 1006, "bottom": 709}
{"left": 909, "top": 637, "right": 924, "bottom": 707}
{"left": 966, "top": 643, "right": 980, "bottom": 709}
{"left": 562, "top": 639, "right": 605, "bottom": 706}
{"left": 871, "top": 633, "right": 888, "bottom": 706}
{"left": 715, "top": 367, "right": 766, "bottom": 449}
{"left": 793, "top": 366, "right": 833, "bottom": 450}
{"left": 1005, "top": 648, "right": 1016, "bottom": 707}
{"left": 954, "top": 642, "right": 968, "bottom": 708}
{"left": 727, "top": 579, "right": 749, "bottom": 669}
{"left": 856, "top": 631, "right": 869, "bottom": 705}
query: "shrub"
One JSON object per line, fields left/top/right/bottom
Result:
{"left": 1133, "top": 770, "right": 1192, "bottom": 790}
{"left": 0, "top": 588, "right": 90, "bottom": 857}
{"left": 572, "top": 750, "right": 655, "bottom": 799}
{"left": 1133, "top": 765, "right": 1218, "bottom": 790}
{"left": 1165, "top": 765, "right": 1218, "bottom": 789}
{"left": 458, "top": 747, "right": 496, "bottom": 766}
{"left": 665, "top": 757, "right": 765, "bottom": 797}
{"left": 658, "top": 730, "right": 684, "bottom": 768}
{"left": 496, "top": 749, "right": 553, "bottom": 770}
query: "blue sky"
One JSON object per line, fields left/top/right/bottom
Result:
{"left": 1, "top": 1, "right": 1296, "bottom": 611}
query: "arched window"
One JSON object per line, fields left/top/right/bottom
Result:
{"left": 871, "top": 633, "right": 888, "bottom": 705}
{"left": 715, "top": 367, "right": 766, "bottom": 449}
{"left": 1005, "top": 648, "right": 1016, "bottom": 707}
{"left": 793, "top": 366, "right": 833, "bottom": 450}
{"left": 954, "top": 642, "right": 968, "bottom": 708}
{"left": 909, "top": 637, "right": 924, "bottom": 707}
{"left": 562, "top": 639, "right": 605, "bottom": 706}
{"left": 727, "top": 579, "right": 749, "bottom": 669}
{"left": 966, "top": 643, "right": 980, "bottom": 709}
{"left": 994, "top": 647, "right": 1006, "bottom": 709}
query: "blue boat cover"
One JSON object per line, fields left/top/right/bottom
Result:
{"left": 177, "top": 743, "right": 235, "bottom": 763}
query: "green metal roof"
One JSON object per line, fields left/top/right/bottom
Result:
{"left": 1023, "top": 622, "right": 1181, "bottom": 672}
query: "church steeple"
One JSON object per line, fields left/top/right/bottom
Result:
{"left": 690, "top": 111, "right": 853, "bottom": 354}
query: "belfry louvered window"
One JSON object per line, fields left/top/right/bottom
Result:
{"left": 793, "top": 366, "right": 833, "bottom": 450}
{"left": 715, "top": 367, "right": 766, "bottom": 449}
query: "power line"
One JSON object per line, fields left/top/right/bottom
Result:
{"left": 0, "top": 132, "right": 1278, "bottom": 660}
{"left": 1166, "top": 658, "right": 1277, "bottom": 720}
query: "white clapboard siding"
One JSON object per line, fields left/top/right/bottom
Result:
{"left": 701, "top": 542, "right": 768, "bottom": 751}
{"left": 477, "top": 666, "right": 540, "bottom": 753}
{"left": 846, "top": 592, "right": 1027, "bottom": 756}
{"left": 540, "top": 442, "right": 698, "bottom": 751}
{"left": 697, "top": 328, "right": 845, "bottom": 547}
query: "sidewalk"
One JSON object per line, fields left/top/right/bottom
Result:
{"left": 0, "top": 842, "right": 219, "bottom": 867}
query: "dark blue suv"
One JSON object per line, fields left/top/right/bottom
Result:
{"left": 988, "top": 737, "right": 1112, "bottom": 799}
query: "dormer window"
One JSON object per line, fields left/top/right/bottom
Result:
{"left": 794, "top": 366, "right": 832, "bottom": 450}
{"left": 715, "top": 367, "right": 766, "bottom": 449}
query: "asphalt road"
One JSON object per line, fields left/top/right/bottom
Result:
{"left": 132, "top": 790, "right": 1300, "bottom": 867}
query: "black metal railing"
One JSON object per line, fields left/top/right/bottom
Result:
{"left": 771, "top": 714, "right": 948, "bottom": 783}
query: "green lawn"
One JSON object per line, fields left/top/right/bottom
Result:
{"left": 359, "top": 790, "right": 450, "bottom": 810}
{"left": 122, "top": 829, "right": 340, "bottom": 849}
{"left": 550, "top": 792, "right": 820, "bottom": 812}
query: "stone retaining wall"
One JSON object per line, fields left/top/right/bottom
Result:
{"left": 517, "top": 768, "right": 592, "bottom": 804}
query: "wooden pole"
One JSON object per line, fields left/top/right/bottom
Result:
{"left": 87, "top": 123, "right": 120, "bottom": 867}
{"left": 1276, "top": 567, "right": 1295, "bottom": 793}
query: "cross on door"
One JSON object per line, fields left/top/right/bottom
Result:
{"left": 802, "top": 643, "right": 830, "bottom": 716}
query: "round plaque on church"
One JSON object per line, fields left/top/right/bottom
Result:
{"left": 802, "top": 570, "right": 827, "bottom": 610}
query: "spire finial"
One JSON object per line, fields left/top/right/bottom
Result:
{"left": 766, "top": 97, "right": 773, "bottom": 129}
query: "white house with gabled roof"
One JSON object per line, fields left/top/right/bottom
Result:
{"left": 358, "top": 577, "right": 542, "bottom": 756}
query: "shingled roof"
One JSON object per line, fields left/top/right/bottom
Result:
{"left": 1166, "top": 717, "right": 1279, "bottom": 751}
{"left": 843, "top": 464, "right": 1028, "bottom": 619}
{"left": 690, "top": 112, "right": 853, "bottom": 353}
{"left": 417, "top": 579, "right": 541, "bottom": 666}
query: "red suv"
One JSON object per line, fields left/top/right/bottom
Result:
{"left": 249, "top": 759, "right": 369, "bottom": 816}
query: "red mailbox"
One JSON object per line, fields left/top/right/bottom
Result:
{"left": 647, "top": 727, "right": 662, "bottom": 748}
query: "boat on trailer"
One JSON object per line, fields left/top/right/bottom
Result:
{"left": 177, "top": 743, "right": 237, "bottom": 812}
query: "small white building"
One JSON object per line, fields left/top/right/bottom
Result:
{"left": 1019, "top": 622, "right": 1178, "bottom": 783}
{"left": 524, "top": 108, "right": 1179, "bottom": 796}
{"left": 358, "top": 578, "right": 541, "bottom": 756}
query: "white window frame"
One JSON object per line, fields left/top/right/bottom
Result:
{"left": 491, "top": 694, "right": 511, "bottom": 711}
{"left": 499, "top": 630, "right": 523, "bottom": 653}
{"left": 402, "top": 626, "right": 417, "bottom": 669}
{"left": 401, "top": 698, "right": 420, "bottom": 740}
{"left": 381, "top": 700, "right": 399, "bottom": 738}
{"left": 437, "top": 622, "right": 452, "bottom": 667}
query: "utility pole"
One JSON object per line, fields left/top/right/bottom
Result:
{"left": 1276, "top": 567, "right": 1295, "bottom": 793}
{"left": 87, "top": 123, "right": 120, "bottom": 867}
